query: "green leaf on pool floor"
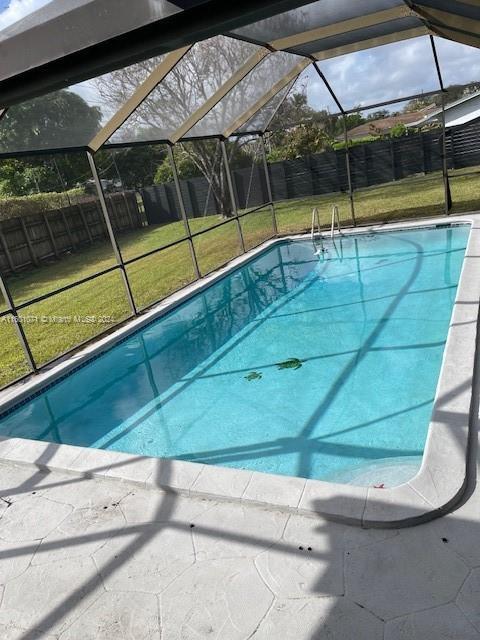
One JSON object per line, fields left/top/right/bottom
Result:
{"left": 276, "top": 358, "right": 304, "bottom": 370}
{"left": 245, "top": 371, "right": 262, "bottom": 381}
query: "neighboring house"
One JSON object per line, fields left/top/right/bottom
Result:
{"left": 345, "top": 105, "right": 437, "bottom": 140}
{"left": 406, "top": 91, "right": 480, "bottom": 129}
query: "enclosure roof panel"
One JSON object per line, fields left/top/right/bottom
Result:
{"left": 184, "top": 52, "right": 309, "bottom": 139}
{"left": 1, "top": 0, "right": 479, "bottom": 109}
{"left": 233, "top": 0, "right": 412, "bottom": 48}
{"left": 0, "top": 0, "right": 479, "bottom": 155}
{"left": 0, "top": 52, "right": 169, "bottom": 155}
{"left": 231, "top": 0, "right": 480, "bottom": 57}
{"left": 296, "top": 16, "right": 425, "bottom": 57}
{"left": 107, "top": 37, "right": 264, "bottom": 146}
{"left": 0, "top": 0, "right": 318, "bottom": 108}
{"left": 237, "top": 81, "right": 296, "bottom": 134}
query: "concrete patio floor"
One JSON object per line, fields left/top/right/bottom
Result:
{"left": 0, "top": 436, "right": 479, "bottom": 640}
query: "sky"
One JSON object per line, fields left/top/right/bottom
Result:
{"left": 0, "top": 0, "right": 51, "bottom": 30}
{"left": 306, "top": 36, "right": 480, "bottom": 113}
{"left": 1, "top": 1, "right": 480, "bottom": 115}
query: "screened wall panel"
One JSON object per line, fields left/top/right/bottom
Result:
{"left": 20, "top": 269, "right": 131, "bottom": 366}
{"left": 348, "top": 101, "right": 446, "bottom": 223}
{"left": 98, "top": 145, "right": 187, "bottom": 262}
{"left": 240, "top": 207, "right": 275, "bottom": 250}
{"left": 175, "top": 140, "right": 234, "bottom": 233}
{"left": 435, "top": 36, "right": 480, "bottom": 215}
{"left": 449, "top": 166, "right": 480, "bottom": 215}
{"left": 226, "top": 137, "right": 269, "bottom": 212}
{"left": 0, "top": 56, "right": 165, "bottom": 154}
{"left": 193, "top": 220, "right": 242, "bottom": 275}
{"left": 0, "top": 152, "right": 119, "bottom": 305}
{"left": 0, "top": 317, "right": 32, "bottom": 388}
{"left": 108, "top": 37, "right": 261, "bottom": 145}
{"left": 126, "top": 240, "right": 196, "bottom": 310}
{"left": 352, "top": 172, "right": 446, "bottom": 222}
{"left": 185, "top": 52, "right": 307, "bottom": 139}
{"left": 273, "top": 190, "right": 351, "bottom": 235}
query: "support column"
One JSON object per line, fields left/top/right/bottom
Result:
{"left": 220, "top": 139, "right": 246, "bottom": 253}
{"left": 312, "top": 61, "right": 356, "bottom": 226}
{"left": 343, "top": 116, "right": 356, "bottom": 226}
{"left": 430, "top": 35, "right": 451, "bottom": 215}
{"left": 260, "top": 134, "right": 278, "bottom": 236}
{"left": 167, "top": 145, "right": 201, "bottom": 279}
{"left": 86, "top": 151, "right": 137, "bottom": 316}
{"left": 0, "top": 276, "right": 36, "bottom": 373}
{"left": 439, "top": 95, "right": 450, "bottom": 215}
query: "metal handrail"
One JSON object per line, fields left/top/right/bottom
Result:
{"left": 330, "top": 204, "right": 341, "bottom": 238}
{"left": 311, "top": 206, "right": 321, "bottom": 240}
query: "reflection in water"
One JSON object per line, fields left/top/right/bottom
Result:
{"left": 0, "top": 226, "right": 470, "bottom": 483}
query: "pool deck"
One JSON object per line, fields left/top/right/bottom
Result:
{"left": 0, "top": 214, "right": 478, "bottom": 527}
{"left": 0, "top": 427, "right": 479, "bottom": 639}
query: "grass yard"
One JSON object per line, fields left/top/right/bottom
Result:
{"left": 1, "top": 167, "right": 479, "bottom": 388}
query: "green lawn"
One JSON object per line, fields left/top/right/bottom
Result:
{"left": 1, "top": 167, "right": 479, "bottom": 388}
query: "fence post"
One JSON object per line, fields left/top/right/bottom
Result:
{"left": 450, "top": 130, "right": 457, "bottom": 170}
{"left": 362, "top": 144, "right": 369, "bottom": 187}
{"left": 420, "top": 133, "right": 427, "bottom": 174}
{"left": 86, "top": 151, "right": 137, "bottom": 316}
{"left": 390, "top": 139, "right": 396, "bottom": 181}
{"left": 122, "top": 192, "right": 136, "bottom": 229}
{"left": 260, "top": 134, "right": 278, "bottom": 236}
{"left": 19, "top": 218, "right": 39, "bottom": 266}
{"left": 167, "top": 145, "right": 201, "bottom": 279}
{"left": 61, "top": 209, "right": 76, "bottom": 250}
{"left": 0, "top": 275, "right": 36, "bottom": 372}
{"left": 42, "top": 212, "right": 59, "bottom": 258}
{"left": 77, "top": 202, "right": 93, "bottom": 244}
{"left": 0, "top": 227, "right": 16, "bottom": 273}
{"left": 109, "top": 194, "right": 125, "bottom": 232}
{"left": 221, "top": 139, "right": 246, "bottom": 253}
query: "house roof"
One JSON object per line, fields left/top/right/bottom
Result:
{"left": 407, "top": 90, "right": 480, "bottom": 129}
{"left": 346, "top": 105, "right": 438, "bottom": 139}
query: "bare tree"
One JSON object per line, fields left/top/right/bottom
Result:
{"left": 96, "top": 36, "right": 297, "bottom": 217}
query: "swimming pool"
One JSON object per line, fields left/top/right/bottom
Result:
{"left": 0, "top": 224, "right": 469, "bottom": 485}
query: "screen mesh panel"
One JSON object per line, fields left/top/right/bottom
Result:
{"left": 319, "top": 36, "right": 440, "bottom": 111}
{"left": 108, "top": 37, "right": 261, "bottom": 144}
{"left": 185, "top": 51, "right": 306, "bottom": 139}
{"left": 0, "top": 55, "right": 165, "bottom": 154}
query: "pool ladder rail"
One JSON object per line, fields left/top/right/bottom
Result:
{"left": 311, "top": 205, "right": 342, "bottom": 257}
{"left": 311, "top": 204, "right": 341, "bottom": 240}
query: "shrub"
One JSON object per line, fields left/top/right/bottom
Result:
{"left": 0, "top": 188, "right": 85, "bottom": 221}
{"left": 332, "top": 135, "right": 378, "bottom": 151}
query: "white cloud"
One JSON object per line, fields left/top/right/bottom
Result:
{"left": 0, "top": 0, "right": 52, "bottom": 31}
{"left": 306, "top": 35, "right": 480, "bottom": 113}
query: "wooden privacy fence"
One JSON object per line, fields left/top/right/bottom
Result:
{"left": 142, "top": 121, "right": 480, "bottom": 224}
{"left": 0, "top": 191, "right": 143, "bottom": 274}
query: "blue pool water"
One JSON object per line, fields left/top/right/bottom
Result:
{"left": 0, "top": 225, "right": 469, "bottom": 483}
